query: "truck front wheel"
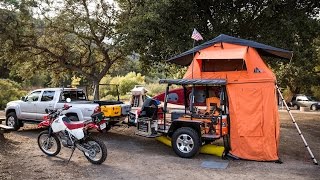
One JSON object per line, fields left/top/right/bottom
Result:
{"left": 171, "top": 127, "right": 200, "bottom": 158}
{"left": 6, "top": 112, "right": 20, "bottom": 131}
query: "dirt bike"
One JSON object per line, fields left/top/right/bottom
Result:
{"left": 37, "top": 100, "right": 108, "bottom": 164}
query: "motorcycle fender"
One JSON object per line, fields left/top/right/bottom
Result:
{"left": 86, "top": 123, "right": 98, "bottom": 130}
{"left": 38, "top": 120, "right": 50, "bottom": 128}
{"left": 68, "top": 128, "right": 84, "bottom": 140}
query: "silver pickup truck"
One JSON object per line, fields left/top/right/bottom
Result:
{"left": 5, "top": 88, "right": 102, "bottom": 130}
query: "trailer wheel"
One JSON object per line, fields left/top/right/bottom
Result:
{"left": 172, "top": 127, "right": 200, "bottom": 158}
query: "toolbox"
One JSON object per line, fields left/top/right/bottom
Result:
{"left": 120, "top": 104, "right": 131, "bottom": 116}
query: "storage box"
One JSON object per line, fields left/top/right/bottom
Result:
{"left": 101, "top": 105, "right": 121, "bottom": 117}
{"left": 120, "top": 104, "right": 131, "bottom": 115}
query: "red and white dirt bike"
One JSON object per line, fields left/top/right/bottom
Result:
{"left": 37, "top": 101, "right": 108, "bottom": 164}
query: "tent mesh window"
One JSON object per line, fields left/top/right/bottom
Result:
{"left": 202, "top": 59, "right": 247, "bottom": 72}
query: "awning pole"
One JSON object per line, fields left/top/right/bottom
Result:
{"left": 276, "top": 84, "right": 318, "bottom": 165}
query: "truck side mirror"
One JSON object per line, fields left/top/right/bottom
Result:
{"left": 20, "top": 97, "right": 26, "bottom": 101}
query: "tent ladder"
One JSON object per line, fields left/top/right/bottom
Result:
{"left": 276, "top": 85, "right": 318, "bottom": 165}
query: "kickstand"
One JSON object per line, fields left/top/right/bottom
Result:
{"left": 67, "top": 147, "right": 76, "bottom": 164}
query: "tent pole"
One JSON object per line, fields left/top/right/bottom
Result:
{"left": 276, "top": 85, "right": 318, "bottom": 165}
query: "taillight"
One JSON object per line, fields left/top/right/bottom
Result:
{"left": 43, "top": 115, "right": 49, "bottom": 120}
{"left": 94, "top": 106, "right": 101, "bottom": 113}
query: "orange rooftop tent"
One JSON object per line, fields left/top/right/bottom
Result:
{"left": 167, "top": 34, "right": 293, "bottom": 161}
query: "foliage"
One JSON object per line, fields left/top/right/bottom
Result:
{"left": 100, "top": 72, "right": 145, "bottom": 97}
{"left": 311, "top": 86, "right": 320, "bottom": 100}
{"left": 145, "top": 83, "right": 166, "bottom": 97}
{"left": 117, "top": 0, "right": 320, "bottom": 94}
{"left": 1, "top": 0, "right": 129, "bottom": 99}
{"left": 0, "top": 79, "right": 26, "bottom": 109}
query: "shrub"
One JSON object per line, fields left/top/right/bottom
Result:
{"left": 145, "top": 83, "right": 166, "bottom": 97}
{"left": 104, "top": 72, "right": 145, "bottom": 96}
{"left": 0, "top": 79, "right": 26, "bottom": 109}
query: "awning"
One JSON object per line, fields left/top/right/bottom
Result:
{"left": 167, "top": 34, "right": 293, "bottom": 66}
{"left": 159, "top": 79, "right": 227, "bottom": 85}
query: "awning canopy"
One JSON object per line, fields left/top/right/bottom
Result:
{"left": 159, "top": 79, "right": 227, "bottom": 85}
{"left": 167, "top": 34, "right": 293, "bottom": 66}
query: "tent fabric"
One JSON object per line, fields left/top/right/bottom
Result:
{"left": 175, "top": 38, "right": 282, "bottom": 161}
{"left": 167, "top": 34, "right": 293, "bottom": 66}
{"left": 183, "top": 43, "right": 276, "bottom": 81}
{"left": 226, "top": 82, "right": 280, "bottom": 161}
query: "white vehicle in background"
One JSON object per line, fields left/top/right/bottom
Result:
{"left": 5, "top": 88, "right": 101, "bottom": 130}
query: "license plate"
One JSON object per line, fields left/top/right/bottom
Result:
{"left": 100, "top": 123, "right": 106, "bottom": 130}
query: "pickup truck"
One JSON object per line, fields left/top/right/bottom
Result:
{"left": 5, "top": 88, "right": 131, "bottom": 130}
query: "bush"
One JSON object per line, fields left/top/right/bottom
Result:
{"left": 145, "top": 83, "right": 167, "bottom": 97}
{"left": 311, "top": 86, "right": 320, "bottom": 100}
{"left": 102, "top": 72, "right": 145, "bottom": 96}
{"left": 0, "top": 79, "right": 26, "bottom": 109}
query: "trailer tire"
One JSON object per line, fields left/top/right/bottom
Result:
{"left": 172, "top": 127, "right": 200, "bottom": 158}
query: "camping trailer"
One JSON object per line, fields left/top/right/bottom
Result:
{"left": 161, "top": 34, "right": 293, "bottom": 161}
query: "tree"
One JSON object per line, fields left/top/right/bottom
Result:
{"left": 117, "top": 0, "right": 320, "bottom": 93}
{"left": 2, "top": 0, "right": 128, "bottom": 99}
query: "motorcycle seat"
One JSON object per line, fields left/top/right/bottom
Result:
{"left": 63, "top": 121, "right": 85, "bottom": 130}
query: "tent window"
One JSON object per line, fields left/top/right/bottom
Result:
{"left": 202, "top": 59, "right": 247, "bottom": 72}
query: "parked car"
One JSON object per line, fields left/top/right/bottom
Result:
{"left": 5, "top": 88, "right": 131, "bottom": 130}
{"left": 289, "top": 94, "right": 320, "bottom": 111}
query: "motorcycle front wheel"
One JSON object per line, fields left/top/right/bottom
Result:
{"left": 37, "top": 130, "right": 61, "bottom": 156}
{"left": 83, "top": 137, "right": 107, "bottom": 164}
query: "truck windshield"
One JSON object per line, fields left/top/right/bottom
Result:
{"left": 61, "top": 90, "right": 87, "bottom": 101}
{"left": 307, "top": 96, "right": 318, "bottom": 101}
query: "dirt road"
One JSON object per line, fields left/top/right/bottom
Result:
{"left": 1, "top": 111, "right": 319, "bottom": 179}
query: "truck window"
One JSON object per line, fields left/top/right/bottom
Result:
{"left": 60, "top": 90, "right": 86, "bottom": 101}
{"left": 26, "top": 91, "right": 41, "bottom": 102}
{"left": 41, "top": 91, "right": 55, "bottom": 101}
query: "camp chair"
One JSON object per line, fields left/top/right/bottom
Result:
{"left": 205, "top": 97, "right": 221, "bottom": 116}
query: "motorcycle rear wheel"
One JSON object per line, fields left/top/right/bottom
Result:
{"left": 83, "top": 137, "right": 107, "bottom": 164}
{"left": 37, "top": 130, "right": 61, "bottom": 156}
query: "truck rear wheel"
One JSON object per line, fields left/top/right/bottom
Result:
{"left": 6, "top": 112, "right": 20, "bottom": 131}
{"left": 171, "top": 127, "right": 200, "bottom": 158}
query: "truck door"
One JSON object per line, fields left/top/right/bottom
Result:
{"left": 20, "top": 91, "right": 41, "bottom": 120}
{"left": 36, "top": 90, "right": 56, "bottom": 120}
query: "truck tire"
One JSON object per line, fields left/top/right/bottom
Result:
{"left": 310, "top": 105, "right": 317, "bottom": 111}
{"left": 6, "top": 112, "right": 20, "bottom": 131}
{"left": 293, "top": 104, "right": 299, "bottom": 110}
{"left": 171, "top": 127, "right": 200, "bottom": 158}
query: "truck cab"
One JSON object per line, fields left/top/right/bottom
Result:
{"left": 5, "top": 88, "right": 99, "bottom": 130}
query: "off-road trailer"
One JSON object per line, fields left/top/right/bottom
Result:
{"left": 134, "top": 79, "right": 231, "bottom": 158}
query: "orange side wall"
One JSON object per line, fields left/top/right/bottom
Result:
{"left": 226, "top": 82, "right": 280, "bottom": 161}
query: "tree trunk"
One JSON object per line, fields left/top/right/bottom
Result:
{"left": 93, "top": 80, "right": 100, "bottom": 100}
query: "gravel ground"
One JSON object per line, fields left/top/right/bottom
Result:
{"left": 0, "top": 110, "right": 319, "bottom": 180}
